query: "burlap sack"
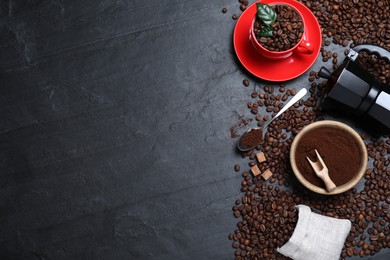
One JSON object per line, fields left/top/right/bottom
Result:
{"left": 277, "top": 204, "right": 351, "bottom": 260}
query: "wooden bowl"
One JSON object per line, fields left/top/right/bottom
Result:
{"left": 290, "top": 120, "right": 368, "bottom": 195}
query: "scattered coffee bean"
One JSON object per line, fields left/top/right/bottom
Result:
{"left": 324, "top": 39, "right": 330, "bottom": 46}
{"left": 243, "top": 79, "right": 250, "bottom": 87}
{"left": 222, "top": 7, "right": 227, "bottom": 14}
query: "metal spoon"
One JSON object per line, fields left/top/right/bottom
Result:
{"left": 237, "top": 88, "right": 308, "bottom": 152}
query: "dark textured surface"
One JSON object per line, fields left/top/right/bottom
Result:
{"left": 0, "top": 0, "right": 388, "bottom": 259}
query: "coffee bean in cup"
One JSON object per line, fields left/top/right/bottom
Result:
{"left": 254, "top": 5, "right": 303, "bottom": 52}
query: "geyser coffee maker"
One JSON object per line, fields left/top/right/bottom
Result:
{"left": 318, "top": 44, "right": 390, "bottom": 132}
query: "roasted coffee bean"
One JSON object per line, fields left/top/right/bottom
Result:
{"left": 257, "top": 120, "right": 265, "bottom": 127}
{"left": 324, "top": 39, "right": 330, "bottom": 46}
{"left": 232, "top": 13, "right": 238, "bottom": 20}
{"left": 347, "top": 247, "right": 353, "bottom": 256}
{"left": 234, "top": 164, "right": 240, "bottom": 172}
{"left": 290, "top": 89, "right": 296, "bottom": 95}
{"left": 253, "top": 5, "right": 303, "bottom": 51}
{"left": 243, "top": 79, "right": 250, "bottom": 87}
{"left": 222, "top": 8, "right": 227, "bottom": 14}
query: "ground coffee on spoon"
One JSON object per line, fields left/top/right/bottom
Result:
{"left": 239, "top": 128, "right": 263, "bottom": 150}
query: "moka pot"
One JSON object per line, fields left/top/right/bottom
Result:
{"left": 318, "top": 44, "right": 390, "bottom": 131}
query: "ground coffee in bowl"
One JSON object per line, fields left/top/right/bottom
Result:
{"left": 290, "top": 120, "right": 368, "bottom": 194}
{"left": 295, "top": 126, "right": 360, "bottom": 187}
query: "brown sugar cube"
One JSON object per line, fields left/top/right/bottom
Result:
{"left": 251, "top": 165, "right": 261, "bottom": 176}
{"left": 261, "top": 169, "right": 273, "bottom": 180}
{"left": 256, "top": 152, "right": 266, "bottom": 163}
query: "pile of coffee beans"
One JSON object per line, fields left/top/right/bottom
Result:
{"left": 229, "top": 81, "right": 323, "bottom": 259}
{"left": 356, "top": 51, "right": 390, "bottom": 85}
{"left": 254, "top": 5, "right": 304, "bottom": 51}
{"left": 231, "top": 79, "right": 390, "bottom": 258}
{"left": 230, "top": 77, "right": 390, "bottom": 259}
{"left": 241, "top": 80, "right": 323, "bottom": 187}
{"left": 228, "top": 1, "right": 390, "bottom": 259}
{"left": 299, "top": 0, "right": 390, "bottom": 50}
{"left": 229, "top": 185, "right": 298, "bottom": 259}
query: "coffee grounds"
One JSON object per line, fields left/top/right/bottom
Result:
{"left": 230, "top": 117, "right": 253, "bottom": 138}
{"left": 239, "top": 128, "right": 263, "bottom": 150}
{"left": 254, "top": 5, "right": 303, "bottom": 52}
{"left": 295, "top": 127, "right": 362, "bottom": 188}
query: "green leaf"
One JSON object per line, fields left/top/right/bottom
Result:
{"left": 259, "top": 26, "right": 273, "bottom": 37}
{"left": 256, "top": 3, "right": 277, "bottom": 26}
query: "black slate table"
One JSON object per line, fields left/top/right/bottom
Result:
{"left": 0, "top": 1, "right": 389, "bottom": 259}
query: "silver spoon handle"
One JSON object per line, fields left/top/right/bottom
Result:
{"left": 262, "top": 88, "right": 307, "bottom": 130}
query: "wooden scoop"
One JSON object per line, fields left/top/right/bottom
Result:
{"left": 306, "top": 149, "right": 336, "bottom": 192}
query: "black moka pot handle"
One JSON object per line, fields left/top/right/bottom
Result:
{"left": 349, "top": 44, "right": 390, "bottom": 63}
{"left": 319, "top": 45, "right": 390, "bottom": 79}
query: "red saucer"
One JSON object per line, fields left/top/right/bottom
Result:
{"left": 233, "top": 0, "right": 322, "bottom": 82}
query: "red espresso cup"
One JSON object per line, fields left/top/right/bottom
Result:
{"left": 249, "top": 2, "right": 314, "bottom": 60}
